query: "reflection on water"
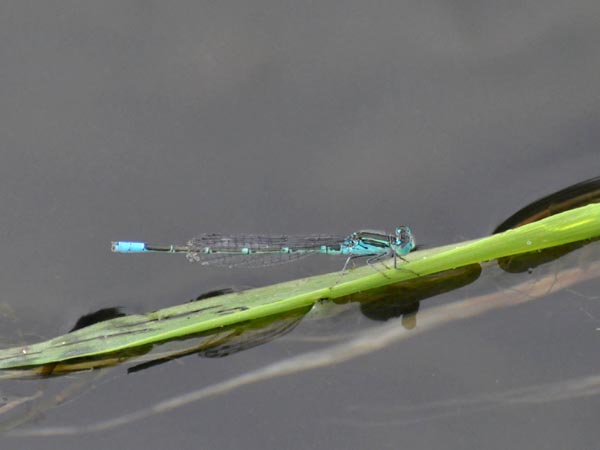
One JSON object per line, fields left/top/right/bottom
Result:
{"left": 356, "top": 264, "right": 481, "bottom": 326}
{"left": 331, "top": 374, "right": 600, "bottom": 427}
{"left": 69, "top": 308, "right": 127, "bottom": 332}
{"left": 5, "top": 264, "right": 484, "bottom": 378}
{"left": 494, "top": 176, "right": 600, "bottom": 274}
{"left": 128, "top": 308, "right": 309, "bottom": 374}
{"left": 494, "top": 176, "right": 600, "bottom": 233}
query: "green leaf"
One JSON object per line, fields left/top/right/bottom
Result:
{"left": 0, "top": 203, "right": 598, "bottom": 370}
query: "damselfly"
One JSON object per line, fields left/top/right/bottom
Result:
{"left": 111, "top": 226, "right": 415, "bottom": 273}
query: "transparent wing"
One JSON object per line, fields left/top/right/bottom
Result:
{"left": 185, "top": 233, "right": 346, "bottom": 268}
{"left": 191, "top": 251, "right": 313, "bottom": 268}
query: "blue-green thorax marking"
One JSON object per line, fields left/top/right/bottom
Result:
{"left": 341, "top": 226, "right": 415, "bottom": 257}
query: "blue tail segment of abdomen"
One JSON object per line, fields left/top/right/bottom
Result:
{"left": 111, "top": 241, "right": 147, "bottom": 253}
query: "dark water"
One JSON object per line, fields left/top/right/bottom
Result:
{"left": 0, "top": 2, "right": 599, "bottom": 448}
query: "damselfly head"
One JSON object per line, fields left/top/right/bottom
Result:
{"left": 342, "top": 233, "right": 358, "bottom": 248}
{"left": 394, "top": 226, "right": 415, "bottom": 254}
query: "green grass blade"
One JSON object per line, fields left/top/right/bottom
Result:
{"left": 0, "top": 203, "right": 598, "bottom": 370}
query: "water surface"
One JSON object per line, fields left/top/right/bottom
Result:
{"left": 0, "top": 2, "right": 599, "bottom": 448}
